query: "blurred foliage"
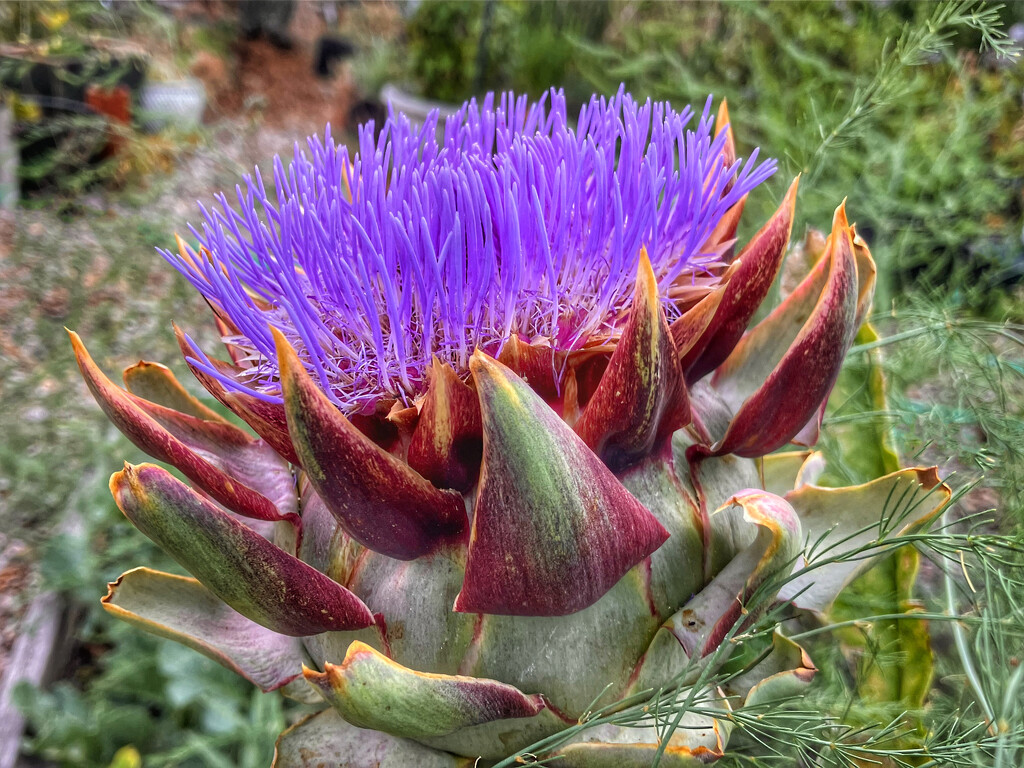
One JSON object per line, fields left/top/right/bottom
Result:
{"left": 883, "top": 305, "right": 1024, "bottom": 525}
{"left": 0, "top": 1, "right": 148, "bottom": 104}
{"left": 349, "top": 35, "right": 404, "bottom": 102}
{"left": 797, "top": 301, "right": 1024, "bottom": 764}
{"left": 0, "top": 0, "right": 126, "bottom": 57}
{"left": 0, "top": 157, "right": 222, "bottom": 540}
{"left": 0, "top": 1, "right": 177, "bottom": 198}
{"left": 404, "top": 1, "right": 488, "bottom": 103}
{"left": 402, "top": 0, "right": 610, "bottom": 104}
{"left": 16, "top": 629, "right": 289, "bottom": 767}
{"left": 573, "top": 0, "right": 1024, "bottom": 315}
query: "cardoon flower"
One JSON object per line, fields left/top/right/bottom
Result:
{"left": 170, "top": 90, "right": 772, "bottom": 415}
{"left": 71, "top": 88, "right": 950, "bottom": 766}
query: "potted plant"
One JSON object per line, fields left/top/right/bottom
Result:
{"left": 0, "top": 1, "right": 147, "bottom": 193}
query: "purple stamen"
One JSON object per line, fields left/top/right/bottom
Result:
{"left": 161, "top": 88, "right": 776, "bottom": 413}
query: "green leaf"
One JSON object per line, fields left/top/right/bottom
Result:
{"left": 110, "top": 463, "right": 375, "bottom": 636}
{"left": 305, "top": 641, "right": 567, "bottom": 759}
{"left": 632, "top": 489, "right": 802, "bottom": 693}
{"left": 272, "top": 708, "right": 471, "bottom": 768}
{"left": 727, "top": 632, "right": 817, "bottom": 709}
{"left": 832, "top": 545, "right": 935, "bottom": 708}
{"left": 780, "top": 467, "right": 951, "bottom": 614}
{"left": 102, "top": 567, "right": 310, "bottom": 693}
{"left": 820, "top": 323, "right": 901, "bottom": 486}
{"left": 546, "top": 704, "right": 730, "bottom": 768}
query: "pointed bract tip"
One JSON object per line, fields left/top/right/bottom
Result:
{"left": 915, "top": 466, "right": 943, "bottom": 490}
{"left": 127, "top": 360, "right": 160, "bottom": 372}
{"left": 67, "top": 328, "right": 86, "bottom": 355}
{"left": 112, "top": 460, "right": 156, "bottom": 489}
{"left": 469, "top": 348, "right": 499, "bottom": 377}
{"left": 269, "top": 324, "right": 290, "bottom": 351}
{"left": 108, "top": 468, "right": 123, "bottom": 497}
{"left": 635, "top": 247, "right": 659, "bottom": 307}
{"left": 301, "top": 664, "right": 333, "bottom": 689}
{"left": 833, "top": 199, "right": 850, "bottom": 231}
{"left": 174, "top": 234, "right": 205, "bottom": 273}
{"left": 270, "top": 325, "right": 298, "bottom": 377}
{"left": 830, "top": 201, "right": 854, "bottom": 256}
{"left": 100, "top": 577, "right": 119, "bottom": 605}
{"left": 784, "top": 175, "right": 801, "bottom": 203}
{"left": 427, "top": 355, "right": 464, "bottom": 388}
{"left": 109, "top": 461, "right": 139, "bottom": 506}
{"left": 715, "top": 99, "right": 731, "bottom": 137}
{"left": 469, "top": 351, "right": 520, "bottom": 403}
{"left": 851, "top": 225, "right": 871, "bottom": 251}
{"left": 172, "top": 323, "right": 203, "bottom": 364}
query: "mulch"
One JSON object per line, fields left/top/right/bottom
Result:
{"left": 191, "top": 1, "right": 360, "bottom": 134}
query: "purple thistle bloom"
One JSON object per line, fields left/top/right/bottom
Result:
{"left": 165, "top": 87, "right": 776, "bottom": 415}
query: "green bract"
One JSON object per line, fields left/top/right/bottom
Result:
{"left": 71, "top": 97, "right": 950, "bottom": 766}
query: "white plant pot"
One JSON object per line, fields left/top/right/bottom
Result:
{"left": 140, "top": 78, "right": 206, "bottom": 132}
{"left": 380, "top": 82, "right": 460, "bottom": 128}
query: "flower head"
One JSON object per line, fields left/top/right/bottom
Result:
{"left": 167, "top": 88, "right": 775, "bottom": 414}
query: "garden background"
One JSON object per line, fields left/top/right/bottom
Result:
{"left": 0, "top": 1, "right": 1022, "bottom": 766}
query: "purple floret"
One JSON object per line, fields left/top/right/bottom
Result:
{"left": 163, "top": 87, "right": 775, "bottom": 414}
